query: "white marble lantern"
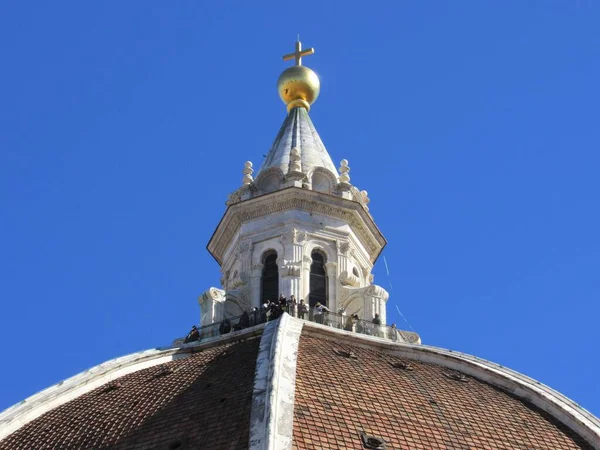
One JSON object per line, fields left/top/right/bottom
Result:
{"left": 201, "top": 106, "right": 388, "bottom": 326}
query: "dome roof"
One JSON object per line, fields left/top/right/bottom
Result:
{"left": 0, "top": 337, "right": 260, "bottom": 450}
{"left": 1, "top": 316, "right": 598, "bottom": 449}
{"left": 294, "top": 334, "right": 594, "bottom": 449}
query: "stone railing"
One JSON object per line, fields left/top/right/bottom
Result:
{"left": 301, "top": 309, "right": 420, "bottom": 344}
{"left": 174, "top": 307, "right": 420, "bottom": 346}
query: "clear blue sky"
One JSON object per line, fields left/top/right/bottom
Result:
{"left": 1, "top": 2, "right": 599, "bottom": 416}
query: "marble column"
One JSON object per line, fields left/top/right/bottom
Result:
{"left": 325, "top": 261, "right": 338, "bottom": 312}
{"left": 289, "top": 241, "right": 303, "bottom": 300}
{"left": 337, "top": 242, "right": 349, "bottom": 278}
{"left": 250, "top": 267, "right": 262, "bottom": 308}
{"left": 302, "top": 255, "right": 311, "bottom": 303}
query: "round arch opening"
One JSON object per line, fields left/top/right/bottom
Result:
{"left": 261, "top": 251, "right": 279, "bottom": 304}
{"left": 309, "top": 250, "right": 328, "bottom": 310}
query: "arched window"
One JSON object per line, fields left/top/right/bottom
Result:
{"left": 261, "top": 252, "right": 279, "bottom": 304}
{"left": 309, "top": 251, "right": 328, "bottom": 308}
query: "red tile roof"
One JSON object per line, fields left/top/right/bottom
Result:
{"left": 0, "top": 337, "right": 260, "bottom": 450}
{"left": 292, "top": 333, "right": 594, "bottom": 450}
{"left": 1, "top": 322, "right": 596, "bottom": 450}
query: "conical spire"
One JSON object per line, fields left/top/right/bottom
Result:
{"left": 257, "top": 107, "right": 338, "bottom": 178}
{"left": 227, "top": 40, "right": 372, "bottom": 206}
{"left": 254, "top": 40, "right": 338, "bottom": 178}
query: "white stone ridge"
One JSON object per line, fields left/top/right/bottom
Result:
{"left": 0, "top": 325, "right": 265, "bottom": 442}
{"left": 249, "top": 314, "right": 304, "bottom": 450}
{"left": 301, "top": 321, "right": 600, "bottom": 449}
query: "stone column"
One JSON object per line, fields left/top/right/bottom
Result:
{"left": 280, "top": 228, "right": 305, "bottom": 301}
{"left": 325, "top": 261, "right": 338, "bottom": 312}
{"left": 276, "top": 256, "right": 284, "bottom": 298}
{"left": 289, "top": 239, "right": 303, "bottom": 300}
{"left": 379, "top": 298, "right": 387, "bottom": 326}
{"left": 302, "top": 255, "right": 311, "bottom": 303}
{"left": 337, "top": 241, "right": 350, "bottom": 277}
{"left": 250, "top": 266, "right": 262, "bottom": 308}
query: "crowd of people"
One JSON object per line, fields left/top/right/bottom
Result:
{"left": 260, "top": 295, "right": 334, "bottom": 324}
{"left": 261, "top": 294, "right": 305, "bottom": 321}
{"left": 183, "top": 295, "right": 402, "bottom": 343}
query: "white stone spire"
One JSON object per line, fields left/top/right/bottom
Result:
{"left": 258, "top": 107, "right": 338, "bottom": 179}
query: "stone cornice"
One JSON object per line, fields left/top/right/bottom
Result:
{"left": 207, "top": 187, "right": 386, "bottom": 266}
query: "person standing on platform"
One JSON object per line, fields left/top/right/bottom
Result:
{"left": 298, "top": 299, "right": 308, "bottom": 320}
{"left": 373, "top": 313, "right": 382, "bottom": 337}
{"left": 279, "top": 294, "right": 288, "bottom": 314}
{"left": 313, "top": 302, "right": 330, "bottom": 324}
{"left": 289, "top": 295, "right": 297, "bottom": 317}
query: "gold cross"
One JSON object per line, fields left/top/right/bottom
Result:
{"left": 282, "top": 40, "right": 315, "bottom": 66}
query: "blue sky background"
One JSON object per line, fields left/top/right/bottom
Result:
{"left": 1, "top": 2, "right": 599, "bottom": 416}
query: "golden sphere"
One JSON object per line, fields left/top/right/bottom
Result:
{"left": 277, "top": 65, "right": 320, "bottom": 111}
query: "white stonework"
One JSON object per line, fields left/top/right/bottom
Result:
{"left": 242, "top": 161, "right": 254, "bottom": 186}
{"left": 198, "top": 287, "right": 226, "bottom": 326}
{"left": 203, "top": 107, "right": 392, "bottom": 326}
{"left": 249, "top": 314, "right": 303, "bottom": 450}
{"left": 206, "top": 107, "right": 387, "bottom": 326}
{"left": 207, "top": 188, "right": 388, "bottom": 323}
{"left": 339, "top": 283, "right": 390, "bottom": 323}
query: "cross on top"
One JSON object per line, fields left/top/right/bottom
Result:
{"left": 282, "top": 39, "right": 315, "bottom": 66}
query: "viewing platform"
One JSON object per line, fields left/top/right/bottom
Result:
{"left": 174, "top": 310, "right": 421, "bottom": 347}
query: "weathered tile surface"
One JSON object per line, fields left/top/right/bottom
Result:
{"left": 292, "top": 333, "right": 593, "bottom": 450}
{"left": 0, "top": 337, "right": 260, "bottom": 450}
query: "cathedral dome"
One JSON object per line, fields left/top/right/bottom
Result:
{"left": 1, "top": 317, "right": 598, "bottom": 449}
{"left": 2, "top": 40, "right": 598, "bottom": 450}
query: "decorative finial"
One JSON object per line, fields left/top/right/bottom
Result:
{"left": 278, "top": 39, "right": 320, "bottom": 112}
{"left": 242, "top": 161, "right": 254, "bottom": 186}
{"left": 339, "top": 159, "right": 351, "bottom": 184}
{"left": 289, "top": 147, "right": 302, "bottom": 173}
{"left": 361, "top": 190, "right": 370, "bottom": 211}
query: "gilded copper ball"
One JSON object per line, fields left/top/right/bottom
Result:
{"left": 277, "top": 66, "right": 320, "bottom": 108}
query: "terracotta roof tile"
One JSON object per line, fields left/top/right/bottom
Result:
{"left": 292, "top": 333, "right": 593, "bottom": 450}
{"left": 0, "top": 337, "right": 260, "bottom": 450}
